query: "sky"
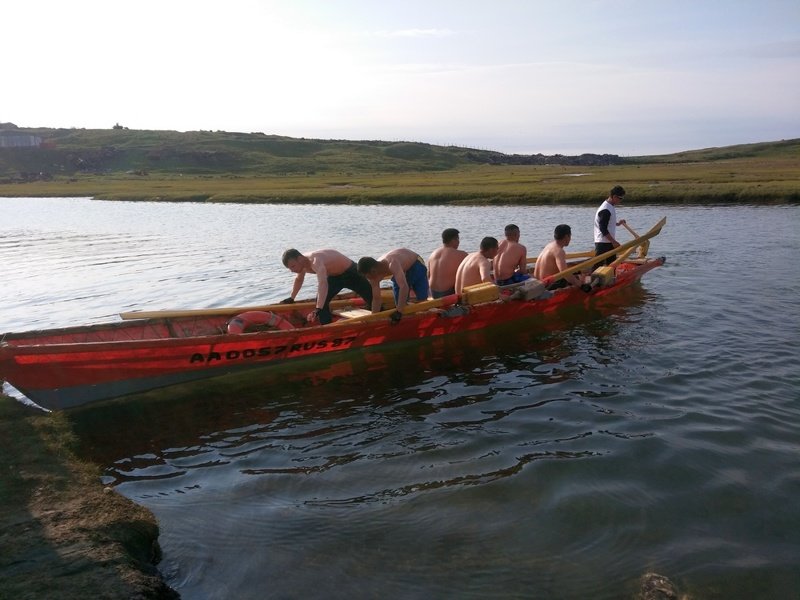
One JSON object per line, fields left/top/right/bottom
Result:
{"left": 4, "top": 0, "right": 799, "bottom": 155}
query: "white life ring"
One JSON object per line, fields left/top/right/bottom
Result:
{"left": 227, "top": 311, "right": 295, "bottom": 334}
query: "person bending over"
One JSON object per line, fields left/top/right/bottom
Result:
{"left": 357, "top": 248, "right": 430, "bottom": 322}
{"left": 281, "top": 248, "right": 372, "bottom": 324}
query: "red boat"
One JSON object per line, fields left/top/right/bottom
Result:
{"left": 1, "top": 219, "right": 666, "bottom": 411}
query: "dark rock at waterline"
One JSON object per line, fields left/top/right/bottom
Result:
{"left": 639, "top": 571, "right": 685, "bottom": 599}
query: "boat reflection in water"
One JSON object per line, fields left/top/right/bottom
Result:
{"left": 66, "top": 284, "right": 664, "bottom": 600}
{"left": 68, "top": 284, "right": 655, "bottom": 473}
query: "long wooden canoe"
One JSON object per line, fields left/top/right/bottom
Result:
{"left": 1, "top": 220, "right": 666, "bottom": 411}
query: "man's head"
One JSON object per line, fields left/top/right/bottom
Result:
{"left": 554, "top": 224, "right": 572, "bottom": 246}
{"left": 609, "top": 185, "right": 626, "bottom": 205}
{"left": 357, "top": 256, "right": 381, "bottom": 278}
{"left": 282, "top": 248, "right": 304, "bottom": 273}
{"left": 504, "top": 224, "right": 520, "bottom": 241}
{"left": 442, "top": 228, "right": 460, "bottom": 247}
{"left": 480, "top": 236, "right": 499, "bottom": 258}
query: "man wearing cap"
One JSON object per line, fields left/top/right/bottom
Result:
{"left": 593, "top": 185, "right": 627, "bottom": 266}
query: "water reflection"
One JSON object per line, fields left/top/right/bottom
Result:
{"left": 69, "top": 286, "right": 652, "bottom": 497}
{"left": 7, "top": 199, "right": 800, "bottom": 598}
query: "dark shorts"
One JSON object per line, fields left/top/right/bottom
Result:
{"left": 496, "top": 272, "right": 531, "bottom": 286}
{"left": 392, "top": 258, "right": 430, "bottom": 303}
{"left": 318, "top": 262, "right": 372, "bottom": 324}
{"left": 431, "top": 287, "right": 455, "bottom": 299}
{"left": 546, "top": 278, "right": 570, "bottom": 291}
{"left": 594, "top": 242, "right": 616, "bottom": 267}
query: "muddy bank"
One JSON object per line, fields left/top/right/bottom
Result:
{"left": 0, "top": 395, "right": 178, "bottom": 599}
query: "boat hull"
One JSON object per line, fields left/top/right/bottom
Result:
{"left": 1, "top": 259, "right": 664, "bottom": 410}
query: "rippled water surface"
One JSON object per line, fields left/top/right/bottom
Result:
{"left": 3, "top": 198, "right": 799, "bottom": 598}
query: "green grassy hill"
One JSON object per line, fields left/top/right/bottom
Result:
{"left": 631, "top": 138, "right": 800, "bottom": 163}
{"left": 0, "top": 124, "right": 626, "bottom": 178}
{"left": 1, "top": 124, "right": 797, "bottom": 204}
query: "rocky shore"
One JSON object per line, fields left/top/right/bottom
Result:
{"left": 0, "top": 395, "right": 178, "bottom": 599}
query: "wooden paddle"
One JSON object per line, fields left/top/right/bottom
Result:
{"left": 621, "top": 221, "right": 650, "bottom": 258}
{"left": 119, "top": 291, "right": 395, "bottom": 321}
{"left": 541, "top": 217, "right": 666, "bottom": 286}
{"left": 327, "top": 293, "right": 461, "bottom": 326}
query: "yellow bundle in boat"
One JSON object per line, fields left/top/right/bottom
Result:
{"left": 462, "top": 282, "right": 500, "bottom": 305}
{"left": 592, "top": 266, "right": 616, "bottom": 286}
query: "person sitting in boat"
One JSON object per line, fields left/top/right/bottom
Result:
{"left": 427, "top": 228, "right": 468, "bottom": 299}
{"left": 454, "top": 236, "right": 499, "bottom": 295}
{"left": 494, "top": 224, "right": 531, "bottom": 287}
{"left": 281, "top": 248, "right": 373, "bottom": 325}
{"left": 357, "top": 249, "right": 430, "bottom": 322}
{"left": 534, "top": 224, "right": 583, "bottom": 290}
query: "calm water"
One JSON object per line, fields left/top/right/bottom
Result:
{"left": 2, "top": 198, "right": 799, "bottom": 599}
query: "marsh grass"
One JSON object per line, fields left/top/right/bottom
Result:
{"left": 3, "top": 156, "right": 797, "bottom": 204}
{"left": 1, "top": 128, "right": 798, "bottom": 204}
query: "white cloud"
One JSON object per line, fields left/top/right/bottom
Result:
{"left": 374, "top": 28, "right": 456, "bottom": 38}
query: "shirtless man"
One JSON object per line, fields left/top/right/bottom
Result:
{"left": 494, "top": 224, "right": 531, "bottom": 286}
{"left": 533, "top": 224, "right": 582, "bottom": 289}
{"left": 427, "top": 228, "right": 468, "bottom": 299}
{"left": 357, "top": 248, "right": 429, "bottom": 320}
{"left": 454, "top": 237, "right": 499, "bottom": 294}
{"left": 281, "top": 248, "right": 372, "bottom": 324}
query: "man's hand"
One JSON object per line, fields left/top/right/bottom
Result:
{"left": 280, "top": 297, "right": 295, "bottom": 304}
{"left": 616, "top": 219, "right": 626, "bottom": 226}
{"left": 307, "top": 308, "right": 320, "bottom": 323}
{"left": 390, "top": 310, "right": 402, "bottom": 324}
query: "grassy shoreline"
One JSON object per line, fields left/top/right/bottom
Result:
{"left": 1, "top": 159, "right": 798, "bottom": 205}
{"left": 2, "top": 129, "right": 798, "bottom": 204}
{"left": 0, "top": 395, "right": 178, "bottom": 599}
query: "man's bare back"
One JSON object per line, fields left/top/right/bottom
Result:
{"left": 494, "top": 225, "right": 528, "bottom": 282}
{"left": 378, "top": 248, "right": 419, "bottom": 277}
{"left": 533, "top": 241, "right": 565, "bottom": 280}
{"left": 304, "top": 249, "right": 354, "bottom": 276}
{"left": 533, "top": 224, "right": 581, "bottom": 287}
{"left": 455, "top": 252, "right": 493, "bottom": 293}
{"left": 428, "top": 246, "right": 468, "bottom": 294}
{"left": 494, "top": 240, "right": 528, "bottom": 281}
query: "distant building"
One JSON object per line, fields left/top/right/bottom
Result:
{"left": 0, "top": 135, "right": 43, "bottom": 148}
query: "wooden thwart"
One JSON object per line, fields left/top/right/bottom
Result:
{"left": 332, "top": 282, "right": 501, "bottom": 326}
{"left": 120, "top": 291, "right": 395, "bottom": 321}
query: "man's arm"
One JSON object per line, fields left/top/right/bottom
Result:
{"left": 289, "top": 272, "right": 305, "bottom": 300}
{"left": 391, "top": 263, "right": 410, "bottom": 310}
{"left": 369, "top": 279, "right": 383, "bottom": 313}
{"left": 427, "top": 252, "right": 439, "bottom": 290}
{"left": 312, "top": 260, "right": 329, "bottom": 310}
{"left": 515, "top": 245, "right": 528, "bottom": 274}
{"left": 479, "top": 258, "right": 494, "bottom": 283}
{"left": 555, "top": 249, "right": 581, "bottom": 286}
{"left": 598, "top": 209, "right": 619, "bottom": 247}
{"left": 533, "top": 251, "right": 545, "bottom": 280}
